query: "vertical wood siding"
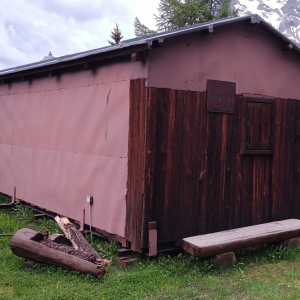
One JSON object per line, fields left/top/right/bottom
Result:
{"left": 126, "top": 79, "right": 146, "bottom": 252}
{"left": 127, "top": 79, "right": 300, "bottom": 252}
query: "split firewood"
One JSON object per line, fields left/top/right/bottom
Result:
{"left": 11, "top": 228, "right": 106, "bottom": 278}
{"left": 54, "top": 216, "right": 109, "bottom": 265}
{"left": 55, "top": 215, "right": 100, "bottom": 259}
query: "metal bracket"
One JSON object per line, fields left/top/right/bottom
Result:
{"left": 251, "top": 15, "right": 261, "bottom": 25}
{"left": 147, "top": 38, "right": 164, "bottom": 49}
{"left": 282, "top": 43, "right": 293, "bottom": 51}
{"left": 208, "top": 24, "right": 214, "bottom": 33}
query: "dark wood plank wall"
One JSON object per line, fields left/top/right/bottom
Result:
{"left": 127, "top": 79, "right": 300, "bottom": 252}
{"left": 126, "top": 79, "right": 146, "bottom": 252}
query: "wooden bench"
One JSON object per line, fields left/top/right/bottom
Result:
{"left": 182, "top": 219, "right": 300, "bottom": 267}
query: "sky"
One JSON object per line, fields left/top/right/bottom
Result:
{"left": 0, "top": 0, "right": 160, "bottom": 70}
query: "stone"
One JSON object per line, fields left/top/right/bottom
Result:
{"left": 282, "top": 237, "right": 300, "bottom": 249}
{"left": 214, "top": 252, "right": 236, "bottom": 268}
{"left": 23, "top": 260, "right": 37, "bottom": 269}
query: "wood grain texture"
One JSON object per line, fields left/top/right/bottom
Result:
{"left": 183, "top": 219, "right": 300, "bottom": 258}
{"left": 11, "top": 228, "right": 105, "bottom": 278}
{"left": 127, "top": 80, "right": 300, "bottom": 253}
{"left": 54, "top": 216, "right": 101, "bottom": 260}
{"left": 126, "top": 79, "right": 146, "bottom": 252}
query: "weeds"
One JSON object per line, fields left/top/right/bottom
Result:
{"left": 91, "top": 239, "right": 119, "bottom": 261}
{"left": 266, "top": 244, "right": 288, "bottom": 262}
{"left": 13, "top": 203, "right": 35, "bottom": 223}
{"left": 2, "top": 203, "right": 300, "bottom": 299}
{"left": 0, "top": 195, "right": 10, "bottom": 204}
{"left": 38, "top": 217, "right": 61, "bottom": 234}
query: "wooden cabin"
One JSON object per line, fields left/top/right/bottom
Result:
{"left": 1, "top": 15, "right": 300, "bottom": 254}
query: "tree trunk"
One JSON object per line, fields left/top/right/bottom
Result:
{"left": 11, "top": 228, "right": 106, "bottom": 278}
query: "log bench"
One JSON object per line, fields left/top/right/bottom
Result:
{"left": 182, "top": 219, "right": 300, "bottom": 268}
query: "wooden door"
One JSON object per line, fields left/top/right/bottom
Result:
{"left": 243, "top": 97, "right": 274, "bottom": 154}
{"left": 241, "top": 96, "right": 274, "bottom": 225}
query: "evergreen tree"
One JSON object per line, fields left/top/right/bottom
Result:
{"left": 134, "top": 17, "right": 157, "bottom": 37}
{"left": 108, "top": 23, "right": 124, "bottom": 45}
{"left": 134, "top": 0, "right": 237, "bottom": 37}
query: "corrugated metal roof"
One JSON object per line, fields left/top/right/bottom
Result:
{"left": 0, "top": 14, "right": 299, "bottom": 77}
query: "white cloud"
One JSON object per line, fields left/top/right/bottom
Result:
{"left": 0, "top": 0, "right": 159, "bottom": 70}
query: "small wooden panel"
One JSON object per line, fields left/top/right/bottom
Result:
{"left": 207, "top": 79, "right": 236, "bottom": 113}
{"left": 245, "top": 102, "right": 272, "bottom": 151}
{"left": 148, "top": 222, "right": 157, "bottom": 256}
{"left": 183, "top": 219, "right": 300, "bottom": 258}
{"left": 117, "top": 248, "right": 133, "bottom": 258}
{"left": 243, "top": 97, "right": 275, "bottom": 155}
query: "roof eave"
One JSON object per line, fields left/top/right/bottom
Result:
{"left": 1, "top": 14, "right": 299, "bottom": 81}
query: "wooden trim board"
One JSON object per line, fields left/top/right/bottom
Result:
{"left": 182, "top": 219, "right": 300, "bottom": 258}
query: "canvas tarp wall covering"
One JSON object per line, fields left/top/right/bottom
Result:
{"left": 147, "top": 24, "right": 300, "bottom": 100}
{"left": 0, "top": 60, "right": 147, "bottom": 239}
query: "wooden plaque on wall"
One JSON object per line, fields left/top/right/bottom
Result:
{"left": 207, "top": 79, "right": 236, "bottom": 113}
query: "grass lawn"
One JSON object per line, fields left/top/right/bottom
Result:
{"left": 1, "top": 197, "right": 300, "bottom": 299}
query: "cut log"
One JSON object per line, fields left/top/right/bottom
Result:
{"left": 54, "top": 215, "right": 100, "bottom": 260}
{"left": 11, "top": 228, "right": 106, "bottom": 278}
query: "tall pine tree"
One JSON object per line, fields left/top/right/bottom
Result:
{"left": 134, "top": 0, "right": 237, "bottom": 37}
{"left": 134, "top": 17, "right": 157, "bottom": 37}
{"left": 108, "top": 23, "right": 124, "bottom": 45}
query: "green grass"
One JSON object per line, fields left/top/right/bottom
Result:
{"left": 2, "top": 198, "right": 300, "bottom": 299}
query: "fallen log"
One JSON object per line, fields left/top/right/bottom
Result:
{"left": 11, "top": 228, "right": 106, "bottom": 278}
{"left": 55, "top": 216, "right": 101, "bottom": 260}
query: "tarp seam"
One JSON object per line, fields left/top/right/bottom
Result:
{"left": 0, "top": 143, "right": 127, "bottom": 159}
